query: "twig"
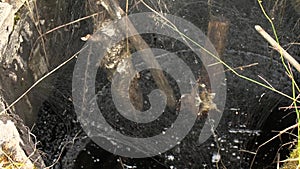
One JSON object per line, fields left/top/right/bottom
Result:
{"left": 250, "top": 123, "right": 298, "bottom": 168}
{"left": 255, "top": 25, "right": 300, "bottom": 73}
{"left": 258, "top": 75, "right": 275, "bottom": 89}
{"left": 44, "top": 131, "right": 82, "bottom": 169}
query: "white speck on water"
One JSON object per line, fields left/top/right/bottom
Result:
{"left": 239, "top": 124, "right": 246, "bottom": 128}
{"left": 210, "top": 143, "right": 215, "bottom": 147}
{"left": 220, "top": 139, "right": 226, "bottom": 143}
{"left": 167, "top": 155, "right": 175, "bottom": 161}
{"left": 212, "top": 152, "right": 221, "bottom": 163}
{"left": 233, "top": 146, "right": 238, "bottom": 149}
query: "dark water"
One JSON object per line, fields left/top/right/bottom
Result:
{"left": 31, "top": 0, "right": 300, "bottom": 168}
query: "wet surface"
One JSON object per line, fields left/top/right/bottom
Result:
{"left": 31, "top": 0, "right": 300, "bottom": 168}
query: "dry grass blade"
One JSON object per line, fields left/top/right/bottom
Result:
{"left": 250, "top": 123, "right": 298, "bottom": 168}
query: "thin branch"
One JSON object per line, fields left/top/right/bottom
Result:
{"left": 255, "top": 25, "right": 300, "bottom": 73}
{"left": 250, "top": 123, "right": 298, "bottom": 168}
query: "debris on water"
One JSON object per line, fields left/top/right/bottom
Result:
{"left": 167, "top": 155, "right": 175, "bottom": 161}
{"left": 212, "top": 152, "right": 221, "bottom": 163}
{"left": 121, "top": 162, "right": 137, "bottom": 169}
{"left": 228, "top": 129, "right": 261, "bottom": 136}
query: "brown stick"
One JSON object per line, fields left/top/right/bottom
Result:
{"left": 207, "top": 17, "right": 229, "bottom": 58}
{"left": 200, "top": 16, "right": 229, "bottom": 88}
{"left": 100, "top": 0, "right": 176, "bottom": 107}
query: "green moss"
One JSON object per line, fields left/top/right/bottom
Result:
{"left": 14, "top": 13, "right": 20, "bottom": 25}
{"left": 282, "top": 147, "right": 300, "bottom": 169}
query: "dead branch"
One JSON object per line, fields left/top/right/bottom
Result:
{"left": 100, "top": 0, "right": 176, "bottom": 108}
{"left": 255, "top": 25, "right": 300, "bottom": 73}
